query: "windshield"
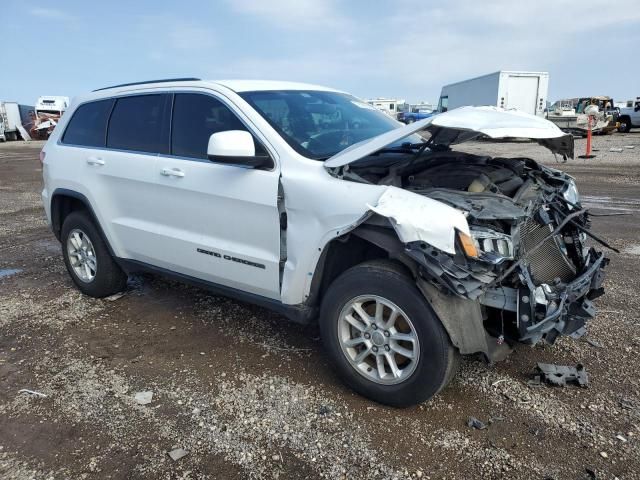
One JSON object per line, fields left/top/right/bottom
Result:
{"left": 240, "top": 90, "right": 407, "bottom": 160}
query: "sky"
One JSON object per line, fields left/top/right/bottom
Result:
{"left": 2, "top": 0, "right": 639, "bottom": 106}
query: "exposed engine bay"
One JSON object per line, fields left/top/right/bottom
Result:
{"left": 329, "top": 147, "right": 608, "bottom": 356}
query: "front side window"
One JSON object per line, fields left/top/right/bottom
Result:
{"left": 107, "top": 94, "right": 169, "bottom": 154}
{"left": 240, "top": 90, "right": 404, "bottom": 160}
{"left": 62, "top": 99, "right": 114, "bottom": 147}
{"left": 171, "top": 93, "right": 253, "bottom": 159}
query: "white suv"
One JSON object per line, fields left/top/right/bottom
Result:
{"left": 42, "top": 79, "right": 607, "bottom": 406}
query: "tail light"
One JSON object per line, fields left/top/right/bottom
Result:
{"left": 39, "top": 150, "right": 46, "bottom": 164}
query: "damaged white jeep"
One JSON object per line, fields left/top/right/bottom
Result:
{"left": 42, "top": 80, "right": 608, "bottom": 407}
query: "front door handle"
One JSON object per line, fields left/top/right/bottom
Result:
{"left": 86, "top": 156, "right": 105, "bottom": 166}
{"left": 161, "top": 167, "right": 185, "bottom": 178}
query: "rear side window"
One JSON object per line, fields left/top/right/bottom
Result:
{"left": 107, "top": 95, "right": 169, "bottom": 154}
{"left": 171, "top": 93, "right": 251, "bottom": 159}
{"left": 62, "top": 99, "right": 113, "bottom": 147}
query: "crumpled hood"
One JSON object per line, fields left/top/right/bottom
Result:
{"left": 324, "top": 106, "right": 574, "bottom": 168}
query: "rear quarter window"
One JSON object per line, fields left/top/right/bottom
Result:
{"left": 107, "top": 94, "right": 170, "bottom": 154}
{"left": 62, "top": 99, "right": 114, "bottom": 147}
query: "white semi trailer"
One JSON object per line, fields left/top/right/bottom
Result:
{"left": 437, "top": 71, "right": 549, "bottom": 117}
{"left": 0, "top": 102, "right": 24, "bottom": 141}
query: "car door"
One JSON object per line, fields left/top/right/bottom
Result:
{"left": 59, "top": 95, "right": 168, "bottom": 260}
{"left": 97, "top": 93, "right": 171, "bottom": 259}
{"left": 144, "top": 92, "right": 282, "bottom": 300}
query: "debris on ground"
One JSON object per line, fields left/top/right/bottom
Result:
{"left": 585, "top": 338, "right": 603, "bottom": 348}
{"left": 599, "top": 451, "right": 608, "bottom": 459}
{"left": 616, "top": 435, "right": 627, "bottom": 442}
{"left": 18, "top": 389, "right": 47, "bottom": 398}
{"left": 134, "top": 391, "right": 153, "bottom": 405}
{"left": 619, "top": 398, "right": 635, "bottom": 410}
{"left": 625, "top": 145, "right": 636, "bottom": 149}
{"left": 609, "top": 147, "right": 624, "bottom": 152}
{"left": 531, "top": 363, "right": 589, "bottom": 387}
{"left": 467, "top": 416, "right": 487, "bottom": 430}
{"left": 167, "top": 448, "right": 189, "bottom": 461}
{"left": 104, "top": 292, "right": 126, "bottom": 302}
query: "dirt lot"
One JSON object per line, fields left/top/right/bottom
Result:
{"left": 1, "top": 134, "right": 640, "bottom": 479}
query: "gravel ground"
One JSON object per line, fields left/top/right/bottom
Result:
{"left": 1, "top": 133, "right": 639, "bottom": 479}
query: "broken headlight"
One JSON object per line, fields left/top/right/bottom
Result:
{"left": 563, "top": 178, "right": 580, "bottom": 206}
{"left": 470, "top": 228, "right": 514, "bottom": 263}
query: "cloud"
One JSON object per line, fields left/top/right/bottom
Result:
{"left": 136, "top": 16, "right": 216, "bottom": 62}
{"left": 28, "top": 7, "right": 76, "bottom": 21}
{"left": 226, "top": 0, "right": 349, "bottom": 30}
{"left": 168, "top": 23, "right": 216, "bottom": 50}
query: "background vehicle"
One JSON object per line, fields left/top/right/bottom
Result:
{"left": 397, "top": 105, "right": 436, "bottom": 124}
{"left": 547, "top": 96, "right": 619, "bottom": 135}
{"left": 364, "top": 97, "right": 405, "bottom": 117}
{"left": 0, "top": 101, "right": 33, "bottom": 141}
{"left": 41, "top": 80, "right": 605, "bottom": 407}
{"left": 32, "top": 95, "right": 70, "bottom": 139}
{"left": 618, "top": 97, "right": 640, "bottom": 132}
{"left": 437, "top": 70, "right": 549, "bottom": 116}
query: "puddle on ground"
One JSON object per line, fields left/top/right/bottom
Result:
{"left": 0, "top": 268, "right": 23, "bottom": 279}
{"left": 624, "top": 245, "right": 640, "bottom": 256}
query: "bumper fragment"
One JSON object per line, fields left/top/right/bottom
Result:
{"left": 516, "top": 248, "right": 608, "bottom": 344}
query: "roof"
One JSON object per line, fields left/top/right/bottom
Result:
{"left": 211, "top": 79, "right": 343, "bottom": 93}
{"left": 89, "top": 78, "right": 344, "bottom": 97}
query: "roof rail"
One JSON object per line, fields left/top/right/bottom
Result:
{"left": 93, "top": 78, "right": 201, "bottom": 92}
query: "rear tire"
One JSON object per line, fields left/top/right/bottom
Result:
{"left": 319, "top": 259, "right": 459, "bottom": 407}
{"left": 61, "top": 210, "right": 127, "bottom": 297}
{"left": 618, "top": 116, "right": 631, "bottom": 133}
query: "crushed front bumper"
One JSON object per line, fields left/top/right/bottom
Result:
{"left": 514, "top": 248, "right": 608, "bottom": 344}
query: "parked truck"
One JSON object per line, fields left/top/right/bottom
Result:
{"left": 618, "top": 98, "right": 640, "bottom": 132}
{"left": 546, "top": 96, "right": 618, "bottom": 135}
{"left": 0, "top": 102, "right": 27, "bottom": 141}
{"left": 31, "top": 96, "right": 70, "bottom": 139}
{"left": 437, "top": 71, "right": 549, "bottom": 117}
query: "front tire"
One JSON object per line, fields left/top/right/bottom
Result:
{"left": 61, "top": 211, "right": 127, "bottom": 297}
{"left": 319, "top": 260, "right": 459, "bottom": 407}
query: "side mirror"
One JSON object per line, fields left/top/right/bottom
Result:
{"left": 207, "top": 130, "right": 272, "bottom": 169}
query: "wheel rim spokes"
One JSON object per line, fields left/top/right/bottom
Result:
{"left": 337, "top": 295, "right": 420, "bottom": 385}
{"left": 66, "top": 229, "right": 97, "bottom": 283}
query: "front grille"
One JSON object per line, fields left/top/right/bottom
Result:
{"left": 519, "top": 218, "right": 576, "bottom": 285}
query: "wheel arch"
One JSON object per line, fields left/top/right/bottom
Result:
{"left": 305, "top": 221, "right": 416, "bottom": 309}
{"left": 50, "top": 189, "right": 117, "bottom": 258}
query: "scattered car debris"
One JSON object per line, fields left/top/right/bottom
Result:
{"left": 624, "top": 145, "right": 635, "bottom": 149}
{"left": 585, "top": 338, "right": 603, "bottom": 348}
{"left": 616, "top": 435, "right": 627, "bottom": 442}
{"left": 488, "top": 415, "right": 505, "bottom": 424}
{"left": 134, "top": 391, "right": 153, "bottom": 405}
{"left": 532, "top": 363, "right": 589, "bottom": 387}
{"left": 467, "top": 416, "right": 487, "bottom": 430}
{"left": 167, "top": 448, "right": 189, "bottom": 461}
{"left": 18, "top": 389, "right": 47, "bottom": 398}
{"left": 609, "top": 147, "right": 623, "bottom": 152}
{"left": 599, "top": 451, "right": 608, "bottom": 459}
{"left": 104, "top": 292, "right": 126, "bottom": 302}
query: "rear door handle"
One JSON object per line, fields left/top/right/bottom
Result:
{"left": 86, "top": 156, "right": 105, "bottom": 166}
{"left": 161, "top": 167, "right": 185, "bottom": 178}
